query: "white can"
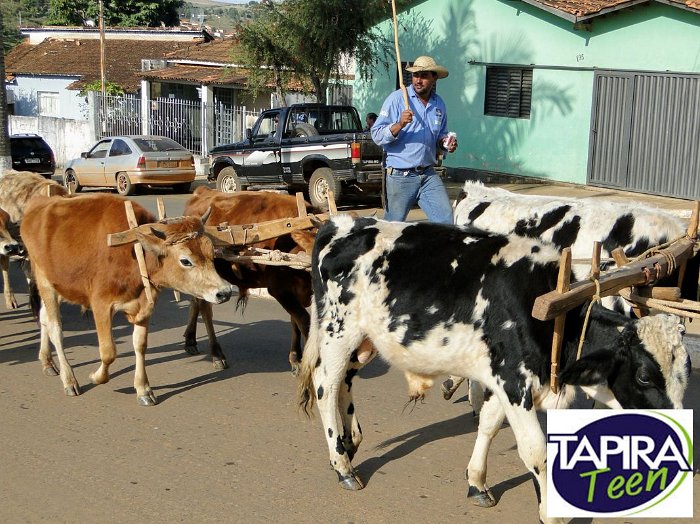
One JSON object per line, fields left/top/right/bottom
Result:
{"left": 443, "top": 131, "right": 457, "bottom": 150}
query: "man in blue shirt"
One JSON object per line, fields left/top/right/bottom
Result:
{"left": 371, "top": 55, "right": 458, "bottom": 223}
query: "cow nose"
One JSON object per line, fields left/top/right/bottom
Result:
{"left": 4, "top": 244, "right": 20, "bottom": 256}
{"left": 215, "top": 286, "right": 234, "bottom": 304}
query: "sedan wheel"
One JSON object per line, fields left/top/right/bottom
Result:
{"left": 116, "top": 172, "right": 135, "bottom": 196}
{"left": 63, "top": 169, "right": 82, "bottom": 194}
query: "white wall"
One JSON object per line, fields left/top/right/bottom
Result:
{"left": 9, "top": 115, "right": 94, "bottom": 169}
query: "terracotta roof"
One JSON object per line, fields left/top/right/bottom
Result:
{"left": 140, "top": 64, "right": 249, "bottom": 86}
{"left": 5, "top": 38, "right": 193, "bottom": 92}
{"left": 164, "top": 38, "right": 242, "bottom": 64}
{"left": 525, "top": 0, "right": 700, "bottom": 20}
{"left": 140, "top": 64, "right": 310, "bottom": 92}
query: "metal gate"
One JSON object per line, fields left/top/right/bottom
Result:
{"left": 588, "top": 71, "right": 700, "bottom": 199}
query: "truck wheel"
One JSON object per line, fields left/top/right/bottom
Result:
{"left": 216, "top": 167, "right": 244, "bottom": 193}
{"left": 309, "top": 167, "right": 341, "bottom": 210}
{"left": 293, "top": 122, "right": 319, "bottom": 138}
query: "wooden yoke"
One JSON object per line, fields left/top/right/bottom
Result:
{"left": 124, "top": 201, "right": 154, "bottom": 305}
{"left": 550, "top": 248, "right": 571, "bottom": 393}
{"left": 202, "top": 214, "right": 329, "bottom": 248}
{"left": 533, "top": 236, "right": 695, "bottom": 321}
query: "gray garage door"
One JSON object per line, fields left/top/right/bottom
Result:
{"left": 588, "top": 71, "right": 700, "bottom": 199}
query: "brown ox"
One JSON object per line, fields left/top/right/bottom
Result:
{"left": 0, "top": 207, "right": 22, "bottom": 309}
{"left": 0, "top": 171, "right": 67, "bottom": 310}
{"left": 21, "top": 193, "right": 235, "bottom": 405}
{"left": 182, "top": 186, "right": 315, "bottom": 373}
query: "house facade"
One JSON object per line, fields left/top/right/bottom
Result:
{"left": 353, "top": 0, "right": 700, "bottom": 199}
{"left": 5, "top": 27, "right": 210, "bottom": 120}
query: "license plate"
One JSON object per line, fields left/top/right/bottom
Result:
{"left": 159, "top": 160, "right": 177, "bottom": 168}
{"left": 25, "top": 158, "right": 41, "bottom": 163}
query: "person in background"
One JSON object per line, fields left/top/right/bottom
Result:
{"left": 371, "top": 56, "right": 458, "bottom": 223}
{"left": 364, "top": 112, "right": 378, "bottom": 132}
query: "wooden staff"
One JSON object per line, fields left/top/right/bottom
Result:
{"left": 391, "top": 0, "right": 409, "bottom": 110}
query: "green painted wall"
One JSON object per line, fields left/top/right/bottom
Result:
{"left": 353, "top": 0, "right": 700, "bottom": 184}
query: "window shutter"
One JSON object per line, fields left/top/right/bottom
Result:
{"left": 484, "top": 67, "right": 532, "bottom": 118}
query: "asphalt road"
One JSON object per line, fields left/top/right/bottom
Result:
{"left": 0, "top": 186, "right": 698, "bottom": 523}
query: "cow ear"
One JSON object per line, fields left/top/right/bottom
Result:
{"left": 133, "top": 227, "right": 167, "bottom": 255}
{"left": 560, "top": 350, "right": 617, "bottom": 386}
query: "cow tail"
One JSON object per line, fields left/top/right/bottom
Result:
{"left": 28, "top": 273, "right": 41, "bottom": 322}
{"left": 298, "top": 301, "right": 320, "bottom": 418}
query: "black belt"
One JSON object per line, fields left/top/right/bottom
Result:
{"left": 390, "top": 165, "right": 433, "bottom": 175}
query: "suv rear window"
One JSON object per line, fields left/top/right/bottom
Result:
{"left": 11, "top": 137, "right": 51, "bottom": 154}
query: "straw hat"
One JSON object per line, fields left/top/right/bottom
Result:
{"left": 406, "top": 56, "right": 449, "bottom": 79}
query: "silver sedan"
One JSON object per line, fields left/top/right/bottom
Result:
{"left": 64, "top": 135, "right": 196, "bottom": 195}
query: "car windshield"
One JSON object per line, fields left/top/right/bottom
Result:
{"left": 132, "top": 137, "right": 186, "bottom": 152}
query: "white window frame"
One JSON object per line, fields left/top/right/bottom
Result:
{"left": 37, "top": 91, "right": 60, "bottom": 117}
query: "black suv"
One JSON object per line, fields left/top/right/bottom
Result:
{"left": 10, "top": 134, "right": 56, "bottom": 177}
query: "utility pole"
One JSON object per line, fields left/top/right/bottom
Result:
{"left": 99, "top": 0, "right": 106, "bottom": 98}
{"left": 99, "top": 0, "right": 107, "bottom": 134}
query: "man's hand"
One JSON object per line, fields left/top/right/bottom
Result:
{"left": 447, "top": 137, "right": 458, "bottom": 153}
{"left": 391, "top": 110, "right": 413, "bottom": 137}
{"left": 398, "top": 109, "right": 413, "bottom": 128}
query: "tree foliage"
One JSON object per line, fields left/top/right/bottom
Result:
{"left": 239, "top": 0, "right": 398, "bottom": 104}
{"left": 47, "top": 0, "right": 184, "bottom": 27}
{"left": 1, "top": 0, "right": 51, "bottom": 51}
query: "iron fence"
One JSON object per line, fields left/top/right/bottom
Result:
{"left": 96, "top": 94, "right": 261, "bottom": 155}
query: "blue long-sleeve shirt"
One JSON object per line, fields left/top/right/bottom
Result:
{"left": 371, "top": 84, "right": 448, "bottom": 170}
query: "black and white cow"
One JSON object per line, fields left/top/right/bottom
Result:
{"left": 298, "top": 216, "right": 690, "bottom": 524}
{"left": 442, "top": 181, "right": 694, "bottom": 402}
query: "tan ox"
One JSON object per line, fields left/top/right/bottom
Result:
{"left": 0, "top": 171, "right": 67, "bottom": 310}
{"left": 0, "top": 170, "right": 67, "bottom": 223}
{"left": 183, "top": 187, "right": 316, "bottom": 373}
{"left": 0, "top": 207, "right": 22, "bottom": 309}
{"left": 21, "top": 193, "right": 235, "bottom": 405}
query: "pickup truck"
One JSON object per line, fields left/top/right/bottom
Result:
{"left": 208, "top": 103, "right": 384, "bottom": 208}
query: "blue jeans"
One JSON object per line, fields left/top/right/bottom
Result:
{"left": 384, "top": 167, "right": 453, "bottom": 224}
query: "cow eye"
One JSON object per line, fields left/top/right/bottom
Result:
{"left": 179, "top": 257, "right": 193, "bottom": 268}
{"left": 636, "top": 368, "right": 651, "bottom": 386}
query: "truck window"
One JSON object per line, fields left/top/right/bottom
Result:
{"left": 253, "top": 112, "right": 280, "bottom": 141}
{"left": 288, "top": 107, "right": 361, "bottom": 134}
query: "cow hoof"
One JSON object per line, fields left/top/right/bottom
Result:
{"left": 6, "top": 298, "right": 18, "bottom": 309}
{"left": 441, "top": 379, "right": 456, "bottom": 400}
{"left": 337, "top": 473, "right": 364, "bottom": 491}
{"left": 43, "top": 365, "right": 59, "bottom": 377}
{"left": 137, "top": 390, "right": 158, "bottom": 406}
{"left": 184, "top": 342, "right": 200, "bottom": 356}
{"left": 212, "top": 358, "right": 228, "bottom": 370}
{"left": 64, "top": 385, "right": 80, "bottom": 396}
{"left": 468, "top": 485, "right": 496, "bottom": 507}
{"left": 290, "top": 362, "right": 301, "bottom": 377}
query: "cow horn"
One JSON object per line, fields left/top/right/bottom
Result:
{"left": 149, "top": 226, "right": 167, "bottom": 240}
{"left": 201, "top": 206, "right": 213, "bottom": 225}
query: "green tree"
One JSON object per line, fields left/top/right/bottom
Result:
{"left": 47, "top": 0, "right": 184, "bottom": 27}
{"left": 1, "top": 0, "right": 51, "bottom": 51}
{"left": 239, "top": 0, "right": 397, "bottom": 104}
